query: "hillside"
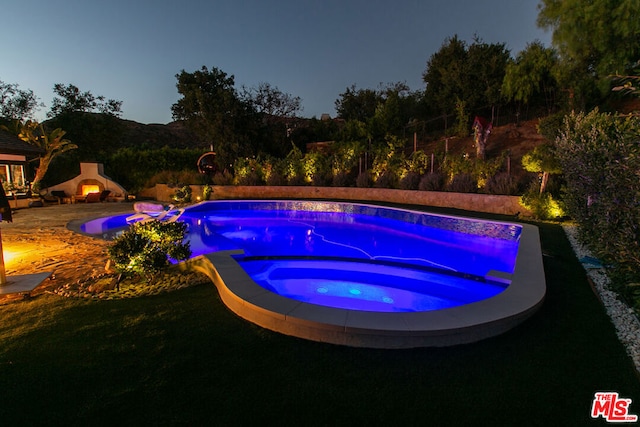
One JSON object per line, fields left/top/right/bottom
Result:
{"left": 113, "top": 116, "right": 547, "bottom": 177}
{"left": 118, "top": 119, "right": 202, "bottom": 149}
{"left": 419, "top": 119, "right": 546, "bottom": 176}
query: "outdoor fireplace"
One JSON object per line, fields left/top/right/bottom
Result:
{"left": 45, "top": 162, "right": 127, "bottom": 203}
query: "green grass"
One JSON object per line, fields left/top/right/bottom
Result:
{"left": 1, "top": 219, "right": 639, "bottom": 426}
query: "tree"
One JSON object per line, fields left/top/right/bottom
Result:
{"left": 466, "top": 38, "right": 510, "bottom": 120}
{"left": 335, "top": 85, "right": 382, "bottom": 122}
{"left": 240, "top": 82, "right": 303, "bottom": 157}
{"left": 612, "top": 60, "right": 640, "bottom": 99}
{"left": 369, "top": 87, "right": 404, "bottom": 139}
{"left": 521, "top": 143, "right": 561, "bottom": 194}
{"left": 44, "top": 84, "right": 125, "bottom": 182}
{"left": 0, "top": 81, "right": 42, "bottom": 122}
{"left": 537, "top": 0, "right": 640, "bottom": 104}
{"left": 502, "top": 41, "right": 560, "bottom": 114}
{"left": 472, "top": 115, "right": 491, "bottom": 160}
{"left": 423, "top": 35, "right": 468, "bottom": 122}
{"left": 335, "top": 82, "right": 421, "bottom": 145}
{"left": 242, "top": 82, "right": 302, "bottom": 117}
{"left": 18, "top": 121, "right": 77, "bottom": 192}
{"left": 423, "top": 36, "right": 510, "bottom": 124}
{"left": 48, "top": 83, "right": 122, "bottom": 118}
{"left": 171, "top": 66, "right": 258, "bottom": 170}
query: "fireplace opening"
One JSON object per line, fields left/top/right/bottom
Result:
{"left": 81, "top": 184, "right": 101, "bottom": 196}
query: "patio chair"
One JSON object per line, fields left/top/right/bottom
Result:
{"left": 84, "top": 190, "right": 111, "bottom": 203}
{"left": 46, "top": 190, "right": 70, "bottom": 204}
{"left": 84, "top": 192, "right": 101, "bottom": 203}
{"left": 126, "top": 202, "right": 184, "bottom": 223}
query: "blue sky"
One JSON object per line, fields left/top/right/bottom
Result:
{"left": 1, "top": 0, "right": 550, "bottom": 124}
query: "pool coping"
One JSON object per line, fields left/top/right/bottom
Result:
{"left": 179, "top": 221, "right": 545, "bottom": 348}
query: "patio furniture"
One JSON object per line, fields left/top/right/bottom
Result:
{"left": 77, "top": 190, "right": 111, "bottom": 203}
{"left": 49, "top": 190, "right": 71, "bottom": 204}
{"left": 99, "top": 190, "right": 111, "bottom": 202}
{"left": 126, "top": 202, "right": 184, "bottom": 223}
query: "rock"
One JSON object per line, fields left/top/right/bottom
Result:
{"left": 563, "top": 225, "right": 640, "bottom": 374}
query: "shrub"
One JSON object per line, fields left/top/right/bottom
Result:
{"left": 284, "top": 144, "right": 305, "bottom": 184}
{"left": 172, "top": 185, "right": 192, "bottom": 203}
{"left": 236, "top": 170, "right": 263, "bottom": 186}
{"left": 442, "top": 152, "right": 506, "bottom": 191}
{"left": 261, "top": 158, "right": 287, "bottom": 186}
{"left": 536, "top": 112, "right": 566, "bottom": 141}
{"left": 266, "top": 170, "right": 287, "bottom": 186}
{"left": 398, "top": 171, "right": 421, "bottom": 190}
{"left": 374, "top": 171, "right": 397, "bottom": 189}
{"left": 303, "top": 151, "right": 330, "bottom": 185}
{"left": 520, "top": 182, "right": 564, "bottom": 220}
{"left": 234, "top": 157, "right": 264, "bottom": 185}
{"left": 202, "top": 184, "right": 213, "bottom": 201}
{"left": 212, "top": 170, "right": 234, "bottom": 185}
{"left": 555, "top": 109, "right": 640, "bottom": 272}
{"left": 406, "top": 151, "right": 430, "bottom": 176}
{"left": 485, "top": 172, "right": 519, "bottom": 195}
{"left": 145, "top": 169, "right": 206, "bottom": 189}
{"left": 356, "top": 171, "right": 372, "bottom": 188}
{"left": 332, "top": 171, "right": 352, "bottom": 187}
{"left": 108, "top": 220, "right": 191, "bottom": 277}
{"left": 447, "top": 173, "right": 477, "bottom": 193}
{"left": 370, "top": 136, "right": 406, "bottom": 182}
{"left": 287, "top": 173, "right": 306, "bottom": 186}
{"left": 452, "top": 97, "right": 470, "bottom": 138}
{"left": 419, "top": 173, "right": 445, "bottom": 191}
{"left": 311, "top": 171, "right": 332, "bottom": 187}
{"left": 107, "top": 147, "right": 205, "bottom": 192}
{"left": 330, "top": 140, "right": 364, "bottom": 179}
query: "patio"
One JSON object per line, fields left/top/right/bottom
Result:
{"left": 0, "top": 202, "right": 134, "bottom": 301}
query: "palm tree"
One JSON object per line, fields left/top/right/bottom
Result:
{"left": 18, "top": 121, "right": 77, "bottom": 192}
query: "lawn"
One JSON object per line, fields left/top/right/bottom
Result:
{"left": 1, "top": 217, "right": 639, "bottom": 426}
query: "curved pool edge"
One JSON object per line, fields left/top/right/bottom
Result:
{"left": 178, "top": 223, "right": 546, "bottom": 348}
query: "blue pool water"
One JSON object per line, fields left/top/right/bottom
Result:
{"left": 81, "top": 200, "right": 522, "bottom": 312}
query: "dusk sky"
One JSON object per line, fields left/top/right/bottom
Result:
{"left": 1, "top": 0, "right": 551, "bottom": 124}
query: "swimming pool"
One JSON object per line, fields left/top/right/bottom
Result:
{"left": 78, "top": 200, "right": 546, "bottom": 348}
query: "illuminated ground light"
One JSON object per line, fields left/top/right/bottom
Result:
{"left": 2, "top": 249, "right": 20, "bottom": 265}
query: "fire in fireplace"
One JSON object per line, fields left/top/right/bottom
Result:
{"left": 81, "top": 185, "right": 100, "bottom": 196}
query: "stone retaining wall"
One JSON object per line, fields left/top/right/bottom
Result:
{"left": 142, "top": 184, "right": 530, "bottom": 217}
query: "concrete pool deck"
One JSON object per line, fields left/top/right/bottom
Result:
{"left": 0, "top": 202, "right": 135, "bottom": 302}
{"left": 181, "top": 222, "right": 546, "bottom": 349}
